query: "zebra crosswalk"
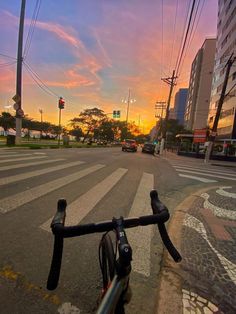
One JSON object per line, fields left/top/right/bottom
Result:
{"left": 0, "top": 150, "right": 157, "bottom": 277}
{"left": 165, "top": 155, "right": 236, "bottom": 183}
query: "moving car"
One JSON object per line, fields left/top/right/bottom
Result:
{"left": 122, "top": 139, "right": 137, "bottom": 152}
{"left": 142, "top": 142, "right": 155, "bottom": 154}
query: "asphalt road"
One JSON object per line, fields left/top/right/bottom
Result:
{"left": 0, "top": 147, "right": 235, "bottom": 314}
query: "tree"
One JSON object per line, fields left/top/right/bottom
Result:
{"left": 70, "top": 108, "right": 106, "bottom": 142}
{"left": 0, "top": 112, "right": 15, "bottom": 132}
{"left": 69, "top": 127, "right": 84, "bottom": 142}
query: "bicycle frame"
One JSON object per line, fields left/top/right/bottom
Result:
{"left": 98, "top": 217, "right": 132, "bottom": 313}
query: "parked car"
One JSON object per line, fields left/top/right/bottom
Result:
{"left": 142, "top": 142, "right": 155, "bottom": 154}
{"left": 122, "top": 139, "right": 137, "bottom": 152}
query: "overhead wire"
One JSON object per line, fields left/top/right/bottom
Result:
{"left": 23, "top": 0, "right": 41, "bottom": 60}
{"left": 168, "top": 0, "right": 179, "bottom": 73}
{"left": 178, "top": 0, "right": 205, "bottom": 77}
{"left": 23, "top": 61, "right": 60, "bottom": 98}
{"left": 0, "top": 61, "right": 17, "bottom": 67}
{"left": 175, "top": 0, "right": 197, "bottom": 76}
{"left": 0, "top": 53, "right": 16, "bottom": 60}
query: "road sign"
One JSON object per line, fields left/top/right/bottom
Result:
{"left": 193, "top": 129, "right": 207, "bottom": 143}
{"left": 13, "top": 103, "right": 19, "bottom": 110}
{"left": 12, "top": 94, "right": 21, "bottom": 103}
{"left": 113, "top": 110, "right": 120, "bottom": 118}
{"left": 17, "top": 108, "right": 24, "bottom": 117}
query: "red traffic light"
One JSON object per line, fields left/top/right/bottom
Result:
{"left": 58, "top": 97, "right": 65, "bottom": 109}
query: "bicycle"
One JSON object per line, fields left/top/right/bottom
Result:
{"left": 47, "top": 190, "right": 182, "bottom": 314}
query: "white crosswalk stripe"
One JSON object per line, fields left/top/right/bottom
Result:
{"left": 126, "top": 172, "right": 154, "bottom": 277}
{"left": 41, "top": 168, "right": 128, "bottom": 232}
{"left": 0, "top": 164, "right": 104, "bottom": 214}
{"left": 0, "top": 161, "right": 84, "bottom": 186}
{"left": 0, "top": 153, "right": 33, "bottom": 158}
{"left": 172, "top": 164, "right": 236, "bottom": 176}
{"left": 0, "top": 158, "right": 65, "bottom": 172}
{"left": 166, "top": 157, "right": 236, "bottom": 182}
{"left": 178, "top": 174, "right": 217, "bottom": 183}
{"left": 175, "top": 168, "right": 236, "bottom": 181}
{"left": 0, "top": 155, "right": 47, "bottom": 164}
{"left": 0, "top": 157, "right": 157, "bottom": 278}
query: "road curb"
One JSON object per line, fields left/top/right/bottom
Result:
{"left": 155, "top": 185, "right": 220, "bottom": 314}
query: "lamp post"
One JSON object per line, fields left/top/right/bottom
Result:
{"left": 122, "top": 89, "right": 136, "bottom": 124}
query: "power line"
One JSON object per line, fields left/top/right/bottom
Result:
{"left": 168, "top": 0, "right": 179, "bottom": 73}
{"left": 174, "top": 0, "right": 192, "bottom": 72}
{"left": 175, "top": 0, "right": 197, "bottom": 76}
{"left": 178, "top": 0, "right": 203, "bottom": 77}
{"left": 23, "top": 0, "right": 41, "bottom": 59}
{"left": 23, "top": 61, "right": 60, "bottom": 98}
{"left": 0, "top": 53, "right": 16, "bottom": 60}
{"left": 0, "top": 61, "right": 17, "bottom": 68}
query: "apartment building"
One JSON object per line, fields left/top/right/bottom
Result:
{"left": 184, "top": 38, "right": 216, "bottom": 130}
{"left": 173, "top": 88, "right": 188, "bottom": 125}
{"left": 208, "top": 0, "right": 236, "bottom": 139}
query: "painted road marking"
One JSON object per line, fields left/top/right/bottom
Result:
{"left": 216, "top": 186, "right": 236, "bottom": 199}
{"left": 176, "top": 168, "right": 236, "bottom": 181}
{"left": 0, "top": 161, "right": 85, "bottom": 186}
{"left": 0, "top": 164, "right": 104, "bottom": 214}
{"left": 172, "top": 165, "right": 236, "bottom": 176}
{"left": 178, "top": 174, "right": 217, "bottom": 183}
{"left": 0, "top": 156, "right": 47, "bottom": 164}
{"left": 41, "top": 168, "right": 128, "bottom": 231}
{"left": 0, "top": 158, "right": 65, "bottom": 172}
{"left": 0, "top": 153, "right": 33, "bottom": 158}
{"left": 126, "top": 172, "right": 154, "bottom": 277}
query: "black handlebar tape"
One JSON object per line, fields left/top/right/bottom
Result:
{"left": 157, "top": 223, "right": 182, "bottom": 262}
{"left": 47, "top": 199, "right": 67, "bottom": 290}
{"left": 47, "top": 235, "right": 64, "bottom": 290}
{"left": 150, "top": 190, "right": 167, "bottom": 214}
{"left": 150, "top": 190, "right": 182, "bottom": 263}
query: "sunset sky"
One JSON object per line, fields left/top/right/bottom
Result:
{"left": 0, "top": 0, "right": 218, "bottom": 133}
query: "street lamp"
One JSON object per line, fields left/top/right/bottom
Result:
{"left": 121, "top": 89, "right": 136, "bottom": 123}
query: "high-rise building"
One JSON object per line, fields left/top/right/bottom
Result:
{"left": 184, "top": 38, "right": 216, "bottom": 130}
{"left": 173, "top": 88, "right": 188, "bottom": 125}
{"left": 208, "top": 0, "right": 236, "bottom": 139}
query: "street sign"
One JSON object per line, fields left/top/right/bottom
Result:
{"left": 13, "top": 103, "right": 19, "bottom": 110}
{"left": 193, "top": 129, "right": 207, "bottom": 143}
{"left": 12, "top": 94, "right": 21, "bottom": 103}
{"left": 17, "top": 108, "right": 24, "bottom": 117}
{"left": 113, "top": 110, "right": 120, "bottom": 118}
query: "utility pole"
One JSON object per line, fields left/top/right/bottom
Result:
{"left": 39, "top": 108, "right": 43, "bottom": 139}
{"left": 160, "top": 70, "right": 178, "bottom": 154}
{"left": 205, "top": 53, "right": 235, "bottom": 163}
{"left": 15, "top": 0, "right": 26, "bottom": 145}
{"left": 155, "top": 101, "right": 166, "bottom": 139}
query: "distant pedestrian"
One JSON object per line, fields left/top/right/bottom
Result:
{"left": 155, "top": 142, "right": 160, "bottom": 154}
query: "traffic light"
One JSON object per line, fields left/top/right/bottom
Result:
{"left": 58, "top": 97, "right": 65, "bottom": 109}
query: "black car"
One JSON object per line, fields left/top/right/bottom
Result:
{"left": 142, "top": 142, "right": 155, "bottom": 154}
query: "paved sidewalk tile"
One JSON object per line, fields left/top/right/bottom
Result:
{"left": 157, "top": 185, "right": 236, "bottom": 314}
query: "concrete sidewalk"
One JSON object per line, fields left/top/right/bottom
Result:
{"left": 156, "top": 185, "right": 236, "bottom": 314}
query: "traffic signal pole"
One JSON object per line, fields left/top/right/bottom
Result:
{"left": 204, "top": 53, "right": 235, "bottom": 163}
{"left": 58, "top": 108, "right": 62, "bottom": 146}
{"left": 15, "top": 0, "right": 26, "bottom": 145}
{"left": 160, "top": 70, "right": 178, "bottom": 154}
{"left": 126, "top": 89, "right": 131, "bottom": 123}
